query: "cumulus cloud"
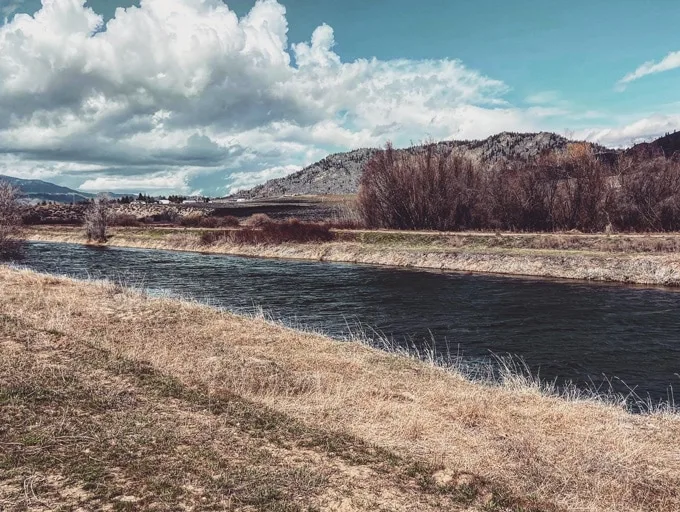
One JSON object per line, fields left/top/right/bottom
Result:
{"left": 576, "top": 113, "right": 680, "bottom": 148}
{"left": 0, "top": 0, "right": 547, "bottom": 195}
{"left": 619, "top": 51, "right": 680, "bottom": 87}
{"left": 79, "top": 169, "right": 194, "bottom": 194}
{"left": 226, "top": 165, "right": 302, "bottom": 195}
{"left": 0, "top": 0, "right": 672, "bottom": 196}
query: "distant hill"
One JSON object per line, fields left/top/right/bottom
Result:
{"left": 0, "top": 175, "right": 125, "bottom": 203}
{"left": 650, "top": 131, "right": 680, "bottom": 158}
{"left": 230, "top": 132, "right": 610, "bottom": 199}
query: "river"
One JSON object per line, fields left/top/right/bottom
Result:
{"left": 14, "top": 241, "right": 680, "bottom": 406}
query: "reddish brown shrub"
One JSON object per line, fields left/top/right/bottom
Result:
{"left": 197, "top": 216, "right": 219, "bottom": 228}
{"left": 179, "top": 215, "right": 203, "bottom": 227}
{"left": 243, "top": 213, "right": 272, "bottom": 227}
{"left": 358, "top": 143, "right": 483, "bottom": 231}
{"left": 217, "top": 215, "right": 241, "bottom": 227}
{"left": 200, "top": 219, "right": 334, "bottom": 246}
{"left": 199, "top": 230, "right": 228, "bottom": 245}
{"left": 612, "top": 157, "right": 680, "bottom": 231}
{"left": 489, "top": 149, "right": 614, "bottom": 232}
{"left": 109, "top": 213, "right": 140, "bottom": 227}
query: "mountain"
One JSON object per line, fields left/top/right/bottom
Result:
{"left": 231, "top": 132, "right": 608, "bottom": 199}
{"left": 649, "top": 131, "right": 680, "bottom": 158}
{"left": 0, "top": 175, "right": 125, "bottom": 203}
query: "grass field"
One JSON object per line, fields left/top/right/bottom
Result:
{"left": 1, "top": 267, "right": 679, "bottom": 511}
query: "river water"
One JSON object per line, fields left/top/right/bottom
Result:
{"left": 14, "top": 242, "right": 680, "bottom": 405}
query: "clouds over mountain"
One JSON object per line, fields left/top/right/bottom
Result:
{"left": 0, "top": 0, "right": 676, "bottom": 195}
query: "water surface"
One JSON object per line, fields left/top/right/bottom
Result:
{"left": 16, "top": 242, "right": 680, "bottom": 405}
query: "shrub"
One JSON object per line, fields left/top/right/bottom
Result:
{"left": 328, "top": 202, "right": 364, "bottom": 229}
{"left": 109, "top": 213, "right": 140, "bottom": 227}
{"left": 358, "top": 143, "right": 483, "bottom": 231}
{"left": 612, "top": 157, "right": 680, "bottom": 231}
{"left": 0, "top": 181, "right": 23, "bottom": 258}
{"left": 199, "top": 230, "right": 227, "bottom": 245}
{"left": 181, "top": 215, "right": 241, "bottom": 228}
{"left": 179, "top": 214, "right": 204, "bottom": 227}
{"left": 147, "top": 209, "right": 179, "bottom": 224}
{"left": 258, "top": 219, "right": 334, "bottom": 243}
{"left": 357, "top": 143, "right": 659, "bottom": 233}
{"left": 200, "top": 219, "right": 334, "bottom": 246}
{"left": 84, "top": 195, "right": 110, "bottom": 242}
{"left": 243, "top": 213, "right": 273, "bottom": 227}
{"left": 217, "top": 215, "right": 241, "bottom": 227}
{"left": 488, "top": 149, "right": 613, "bottom": 232}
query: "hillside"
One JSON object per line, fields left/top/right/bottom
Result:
{"left": 2, "top": 267, "right": 678, "bottom": 511}
{"left": 649, "top": 131, "right": 680, "bottom": 157}
{"left": 231, "top": 132, "right": 608, "bottom": 199}
{"left": 0, "top": 175, "right": 125, "bottom": 203}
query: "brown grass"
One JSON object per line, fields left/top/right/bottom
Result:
{"left": 1, "top": 267, "right": 679, "bottom": 511}
{"left": 200, "top": 219, "right": 334, "bottom": 246}
{"left": 243, "top": 213, "right": 274, "bottom": 227}
{"left": 179, "top": 214, "right": 241, "bottom": 228}
{"left": 108, "top": 212, "right": 141, "bottom": 227}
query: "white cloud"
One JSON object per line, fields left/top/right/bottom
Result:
{"left": 576, "top": 113, "right": 680, "bottom": 148}
{"left": 78, "top": 170, "right": 194, "bottom": 194}
{"left": 0, "top": 0, "right": 547, "bottom": 194}
{"left": 0, "top": 153, "right": 106, "bottom": 180}
{"left": 0, "top": 0, "right": 673, "bottom": 195}
{"left": 619, "top": 51, "right": 680, "bottom": 87}
{"left": 226, "top": 165, "right": 302, "bottom": 195}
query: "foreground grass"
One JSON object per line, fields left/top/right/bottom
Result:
{"left": 24, "top": 225, "right": 680, "bottom": 286}
{"left": 1, "top": 268, "right": 679, "bottom": 511}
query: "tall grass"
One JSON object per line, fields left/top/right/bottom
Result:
{"left": 179, "top": 214, "right": 241, "bottom": 228}
{"left": 201, "top": 218, "right": 334, "bottom": 245}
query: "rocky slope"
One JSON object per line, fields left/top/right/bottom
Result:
{"left": 231, "top": 132, "right": 608, "bottom": 199}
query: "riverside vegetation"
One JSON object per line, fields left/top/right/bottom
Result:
{"left": 4, "top": 140, "right": 680, "bottom": 510}
{"left": 0, "top": 181, "right": 22, "bottom": 258}
{"left": 15, "top": 139, "right": 680, "bottom": 286}
{"left": 1, "top": 267, "right": 679, "bottom": 511}
{"left": 358, "top": 141, "right": 680, "bottom": 233}
{"left": 24, "top": 223, "right": 680, "bottom": 287}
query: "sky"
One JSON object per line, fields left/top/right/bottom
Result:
{"left": 0, "top": 0, "right": 679, "bottom": 196}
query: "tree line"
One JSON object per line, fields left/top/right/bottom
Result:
{"left": 358, "top": 143, "right": 680, "bottom": 232}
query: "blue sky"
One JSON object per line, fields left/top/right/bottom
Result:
{"left": 1, "top": 0, "right": 679, "bottom": 195}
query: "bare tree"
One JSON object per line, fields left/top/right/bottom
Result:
{"left": 84, "top": 194, "right": 110, "bottom": 242}
{"left": 358, "top": 143, "right": 483, "bottom": 231}
{"left": 0, "top": 181, "right": 23, "bottom": 258}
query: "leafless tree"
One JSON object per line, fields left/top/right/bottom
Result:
{"left": 0, "top": 181, "right": 23, "bottom": 258}
{"left": 84, "top": 194, "right": 110, "bottom": 242}
{"left": 358, "top": 142, "right": 680, "bottom": 233}
{"left": 358, "top": 143, "right": 483, "bottom": 231}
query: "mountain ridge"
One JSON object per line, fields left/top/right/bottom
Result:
{"left": 0, "top": 175, "right": 125, "bottom": 203}
{"left": 230, "top": 131, "right": 612, "bottom": 199}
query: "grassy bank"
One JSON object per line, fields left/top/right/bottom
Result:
{"left": 1, "top": 267, "right": 679, "bottom": 511}
{"left": 25, "top": 225, "right": 680, "bottom": 287}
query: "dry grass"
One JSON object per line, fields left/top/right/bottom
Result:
{"left": 24, "top": 225, "right": 680, "bottom": 287}
{"left": 1, "top": 267, "right": 679, "bottom": 511}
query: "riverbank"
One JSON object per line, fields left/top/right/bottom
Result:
{"left": 1, "top": 267, "right": 679, "bottom": 511}
{"left": 25, "top": 225, "right": 680, "bottom": 287}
